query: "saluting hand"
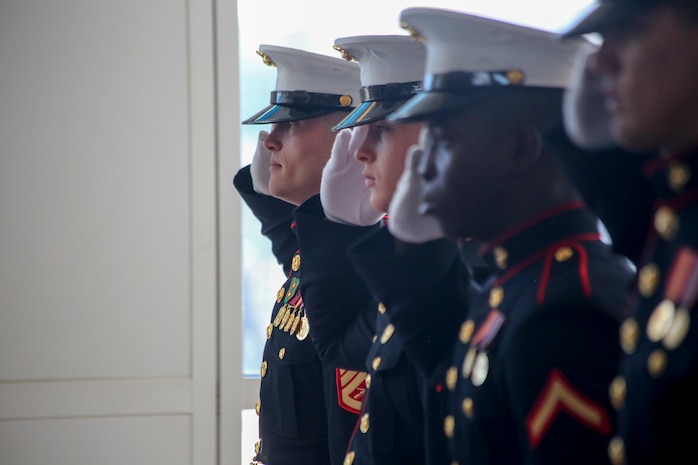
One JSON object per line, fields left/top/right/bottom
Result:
{"left": 250, "top": 130, "right": 272, "bottom": 195}
{"left": 387, "top": 128, "right": 443, "bottom": 243}
{"left": 320, "top": 126, "right": 384, "bottom": 226}
{"left": 563, "top": 49, "right": 615, "bottom": 150}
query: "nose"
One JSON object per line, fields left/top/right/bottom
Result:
{"left": 264, "top": 125, "right": 281, "bottom": 152}
{"left": 417, "top": 143, "right": 437, "bottom": 182}
{"left": 354, "top": 135, "right": 374, "bottom": 164}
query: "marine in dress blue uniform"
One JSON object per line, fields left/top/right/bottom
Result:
{"left": 293, "top": 35, "right": 459, "bottom": 465}
{"left": 235, "top": 44, "right": 365, "bottom": 465}
{"left": 346, "top": 8, "right": 637, "bottom": 465}
{"left": 562, "top": 1, "right": 698, "bottom": 463}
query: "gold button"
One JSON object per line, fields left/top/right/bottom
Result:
{"left": 380, "top": 324, "right": 395, "bottom": 344}
{"left": 654, "top": 206, "right": 679, "bottom": 240}
{"left": 667, "top": 161, "right": 691, "bottom": 192}
{"left": 278, "top": 347, "right": 286, "bottom": 360}
{"left": 609, "top": 376, "right": 626, "bottom": 410}
{"left": 638, "top": 263, "right": 660, "bottom": 297}
{"left": 343, "top": 450, "right": 355, "bottom": 465}
{"left": 255, "top": 400, "right": 261, "bottom": 415}
{"left": 444, "top": 415, "right": 455, "bottom": 438}
{"left": 493, "top": 247, "right": 508, "bottom": 269}
{"left": 619, "top": 318, "right": 639, "bottom": 354}
{"left": 254, "top": 439, "right": 262, "bottom": 455}
{"left": 459, "top": 320, "right": 475, "bottom": 343}
{"left": 647, "top": 348, "right": 667, "bottom": 378}
{"left": 276, "top": 287, "right": 285, "bottom": 303}
{"left": 372, "top": 356, "right": 381, "bottom": 371}
{"left": 461, "top": 346, "right": 477, "bottom": 378}
{"left": 446, "top": 366, "right": 458, "bottom": 391}
{"left": 291, "top": 254, "right": 301, "bottom": 271}
{"left": 462, "top": 397, "right": 474, "bottom": 417}
{"left": 339, "top": 94, "right": 353, "bottom": 107}
{"left": 260, "top": 360, "right": 267, "bottom": 377}
{"left": 365, "top": 374, "right": 371, "bottom": 389}
{"left": 360, "top": 413, "right": 369, "bottom": 433}
{"left": 608, "top": 436, "right": 625, "bottom": 465}
{"left": 266, "top": 324, "right": 273, "bottom": 339}
{"left": 555, "top": 246, "right": 574, "bottom": 262}
{"left": 489, "top": 287, "right": 504, "bottom": 308}
{"left": 378, "top": 302, "right": 386, "bottom": 314}
{"left": 372, "top": 335, "right": 377, "bottom": 343}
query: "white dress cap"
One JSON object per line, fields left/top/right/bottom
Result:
{"left": 388, "top": 7, "right": 594, "bottom": 122}
{"left": 332, "top": 34, "right": 426, "bottom": 129}
{"left": 243, "top": 44, "right": 361, "bottom": 124}
{"left": 401, "top": 7, "right": 592, "bottom": 88}
{"left": 333, "top": 35, "right": 426, "bottom": 88}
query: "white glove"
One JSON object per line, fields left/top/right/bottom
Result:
{"left": 387, "top": 129, "right": 444, "bottom": 243}
{"left": 320, "top": 125, "right": 384, "bottom": 226}
{"left": 563, "top": 49, "right": 615, "bottom": 150}
{"left": 250, "top": 130, "right": 272, "bottom": 195}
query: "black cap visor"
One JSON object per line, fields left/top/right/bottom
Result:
{"left": 560, "top": 1, "right": 658, "bottom": 38}
{"left": 242, "top": 104, "right": 344, "bottom": 124}
{"left": 333, "top": 81, "right": 422, "bottom": 130}
{"left": 333, "top": 99, "right": 408, "bottom": 130}
{"left": 388, "top": 71, "right": 528, "bottom": 123}
{"left": 242, "top": 90, "right": 355, "bottom": 124}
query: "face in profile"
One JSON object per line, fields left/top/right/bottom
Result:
{"left": 354, "top": 120, "right": 423, "bottom": 213}
{"left": 419, "top": 104, "right": 511, "bottom": 241}
{"left": 263, "top": 112, "right": 347, "bottom": 206}
{"left": 591, "top": 5, "right": 698, "bottom": 153}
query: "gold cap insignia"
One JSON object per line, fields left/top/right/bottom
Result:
{"left": 401, "top": 23, "right": 426, "bottom": 42}
{"left": 256, "top": 50, "right": 275, "bottom": 67}
{"left": 506, "top": 69, "right": 526, "bottom": 85}
{"left": 333, "top": 45, "right": 357, "bottom": 62}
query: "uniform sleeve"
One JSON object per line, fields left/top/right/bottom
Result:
{"left": 293, "top": 194, "right": 379, "bottom": 370}
{"left": 504, "top": 302, "right": 621, "bottom": 465}
{"left": 233, "top": 165, "right": 298, "bottom": 274}
{"left": 348, "top": 227, "right": 472, "bottom": 381}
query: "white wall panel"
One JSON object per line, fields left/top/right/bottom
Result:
{"left": 0, "top": 0, "right": 191, "bottom": 381}
{"left": 0, "top": 416, "right": 190, "bottom": 465}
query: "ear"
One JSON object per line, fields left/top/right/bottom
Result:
{"left": 501, "top": 128, "right": 543, "bottom": 176}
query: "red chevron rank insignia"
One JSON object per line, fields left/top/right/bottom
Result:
{"left": 336, "top": 369, "right": 367, "bottom": 414}
{"left": 526, "top": 369, "right": 611, "bottom": 447}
